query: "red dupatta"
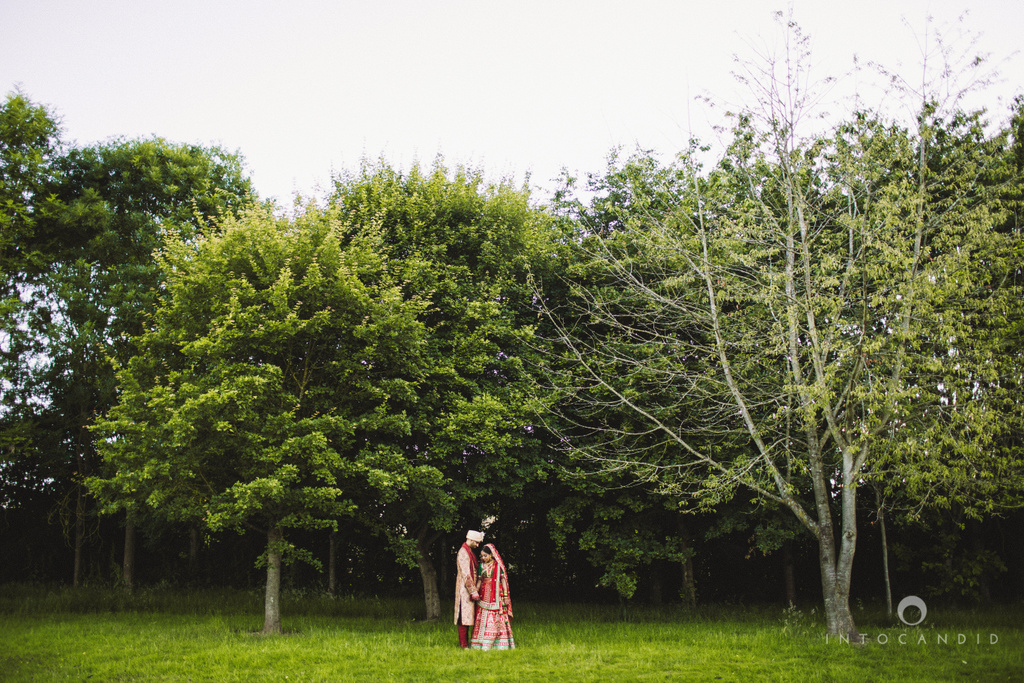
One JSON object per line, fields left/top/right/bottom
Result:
{"left": 481, "top": 543, "right": 513, "bottom": 618}
{"left": 461, "top": 542, "right": 479, "bottom": 579}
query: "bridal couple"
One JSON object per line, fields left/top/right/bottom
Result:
{"left": 454, "top": 529, "right": 515, "bottom": 650}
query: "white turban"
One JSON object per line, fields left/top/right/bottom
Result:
{"left": 466, "top": 530, "right": 485, "bottom": 542}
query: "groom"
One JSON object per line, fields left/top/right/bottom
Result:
{"left": 454, "top": 529, "right": 484, "bottom": 648}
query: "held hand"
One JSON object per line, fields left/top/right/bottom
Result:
{"left": 471, "top": 592, "right": 480, "bottom": 601}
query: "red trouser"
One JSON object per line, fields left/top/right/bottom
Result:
{"left": 458, "top": 624, "right": 471, "bottom": 648}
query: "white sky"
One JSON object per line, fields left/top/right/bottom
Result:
{"left": 2, "top": 0, "right": 1021, "bottom": 204}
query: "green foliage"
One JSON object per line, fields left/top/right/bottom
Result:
{"left": 0, "top": 90, "right": 61, "bottom": 272}
{"left": 0, "top": 92, "right": 62, "bottom": 464}
{"left": 1, "top": 94, "right": 256, "bottom": 573}
{"left": 846, "top": 106, "right": 1024, "bottom": 520}
{"left": 329, "top": 160, "right": 550, "bottom": 557}
{"left": 90, "top": 203, "right": 426, "bottom": 538}
{"left": 548, "top": 472, "right": 693, "bottom": 600}
{"left": 893, "top": 515, "right": 1009, "bottom": 604}
{"left": 537, "top": 21, "right": 1024, "bottom": 636}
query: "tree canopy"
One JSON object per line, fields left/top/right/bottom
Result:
{"left": 90, "top": 202, "right": 431, "bottom": 632}
{"left": 1, "top": 91, "right": 255, "bottom": 587}
{"left": 328, "top": 160, "right": 551, "bottom": 619}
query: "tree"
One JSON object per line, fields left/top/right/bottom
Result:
{"left": 2, "top": 90, "right": 255, "bottom": 586}
{"left": 90, "top": 203, "right": 429, "bottom": 633}
{"left": 329, "top": 160, "right": 550, "bottom": 619}
{"left": 1, "top": 92, "right": 63, "bottom": 580}
{"left": 549, "top": 473, "right": 696, "bottom": 609}
{"left": 1, "top": 91, "right": 61, "bottom": 467}
{"left": 537, "top": 19, "right": 1022, "bottom": 637}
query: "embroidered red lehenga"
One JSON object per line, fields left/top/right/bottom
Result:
{"left": 470, "top": 543, "right": 515, "bottom": 650}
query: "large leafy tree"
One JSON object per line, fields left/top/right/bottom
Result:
{"left": 1, "top": 91, "right": 254, "bottom": 585}
{"left": 329, "top": 160, "right": 550, "bottom": 619}
{"left": 43, "top": 138, "right": 254, "bottom": 586}
{"left": 90, "top": 204, "right": 428, "bottom": 633}
{"left": 1, "top": 92, "right": 62, "bottom": 507}
{"left": 538, "top": 22, "right": 1023, "bottom": 637}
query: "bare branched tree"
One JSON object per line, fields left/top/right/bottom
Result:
{"left": 534, "top": 15, "right": 1020, "bottom": 637}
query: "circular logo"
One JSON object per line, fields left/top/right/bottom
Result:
{"left": 896, "top": 595, "right": 927, "bottom": 626}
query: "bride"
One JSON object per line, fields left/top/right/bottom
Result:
{"left": 470, "top": 543, "right": 515, "bottom": 650}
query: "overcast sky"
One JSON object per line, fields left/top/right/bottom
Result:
{"left": 3, "top": 0, "right": 1021, "bottom": 204}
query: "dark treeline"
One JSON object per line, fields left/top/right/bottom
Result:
{"left": 2, "top": 21, "right": 1023, "bottom": 636}
{"left": 4, "top": 478, "right": 1023, "bottom": 609}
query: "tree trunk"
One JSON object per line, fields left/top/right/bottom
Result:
{"left": 263, "top": 526, "right": 284, "bottom": 635}
{"left": 649, "top": 561, "right": 663, "bottom": 606}
{"left": 806, "top": 442, "right": 859, "bottom": 638}
{"left": 811, "top": 465, "right": 860, "bottom": 640}
{"left": 874, "top": 486, "right": 893, "bottom": 617}
{"left": 327, "top": 529, "right": 338, "bottom": 597}
{"left": 678, "top": 518, "right": 696, "bottom": 608}
{"left": 783, "top": 542, "right": 797, "bottom": 608}
{"left": 803, "top": 444, "right": 859, "bottom": 637}
{"left": 784, "top": 192, "right": 857, "bottom": 640}
{"left": 188, "top": 526, "right": 200, "bottom": 580}
{"left": 415, "top": 526, "right": 443, "bottom": 620}
{"left": 123, "top": 518, "right": 136, "bottom": 593}
{"left": 440, "top": 533, "right": 450, "bottom": 591}
{"left": 72, "top": 485, "right": 85, "bottom": 587}
{"left": 969, "top": 521, "right": 992, "bottom": 603}
{"left": 816, "top": 530, "right": 857, "bottom": 638}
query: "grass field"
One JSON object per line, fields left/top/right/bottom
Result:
{"left": 1, "top": 585, "right": 1020, "bottom": 682}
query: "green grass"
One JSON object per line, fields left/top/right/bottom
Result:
{"left": 1, "top": 585, "right": 1021, "bottom": 682}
